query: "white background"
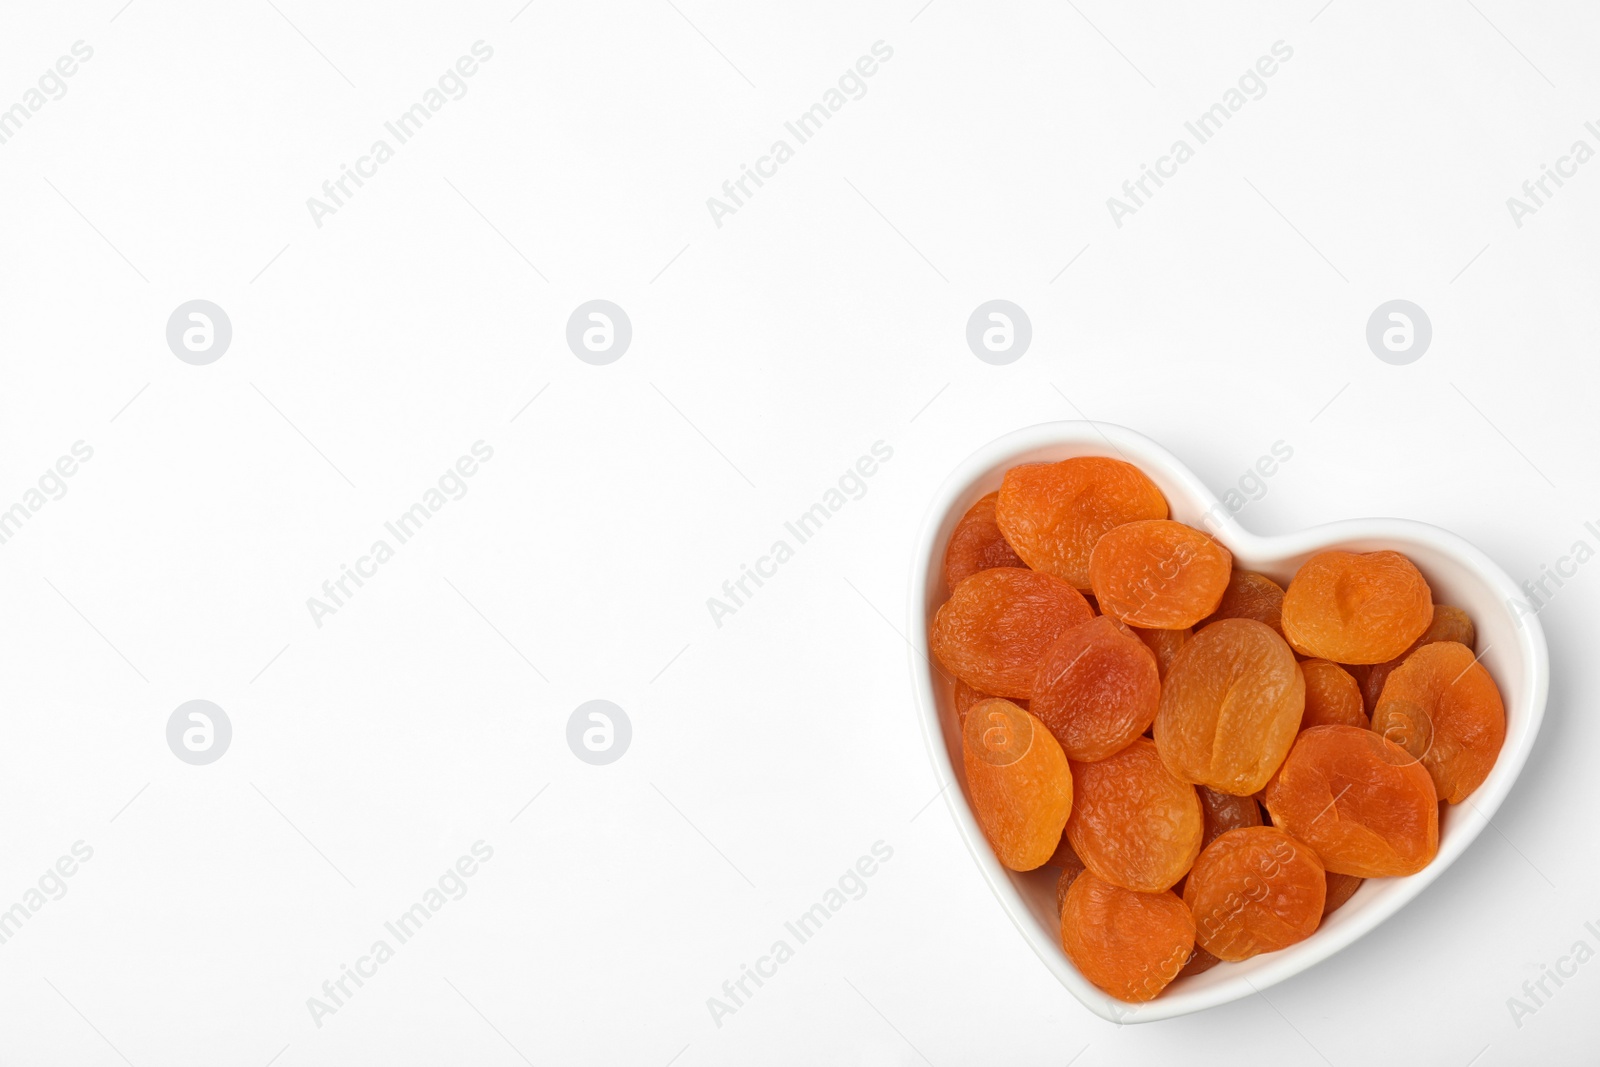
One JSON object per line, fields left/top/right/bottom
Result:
{"left": 1, "top": 1, "right": 1597, "bottom": 1064}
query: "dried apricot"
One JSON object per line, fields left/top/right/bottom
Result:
{"left": 943, "top": 491, "right": 1026, "bottom": 591}
{"left": 1298, "top": 659, "right": 1369, "bottom": 730}
{"left": 932, "top": 568, "right": 1094, "bottom": 699}
{"left": 1089, "top": 520, "right": 1233, "bottom": 628}
{"left": 962, "top": 699, "right": 1073, "bottom": 871}
{"left": 1050, "top": 832, "right": 1087, "bottom": 876}
{"left": 1183, "top": 826, "right": 1325, "bottom": 962}
{"left": 1198, "top": 785, "right": 1263, "bottom": 851}
{"left": 1280, "top": 550, "right": 1433, "bottom": 664}
{"left": 1133, "top": 625, "right": 1189, "bottom": 679}
{"left": 1370, "top": 641, "right": 1505, "bottom": 804}
{"left": 1052, "top": 836, "right": 1087, "bottom": 915}
{"left": 995, "top": 457, "right": 1168, "bottom": 590}
{"left": 1154, "top": 619, "right": 1305, "bottom": 795}
{"left": 1263, "top": 725, "right": 1438, "bottom": 877}
{"left": 1173, "top": 785, "right": 1263, "bottom": 900}
{"left": 1032, "top": 616, "right": 1161, "bottom": 761}
{"left": 1177, "top": 945, "right": 1222, "bottom": 977}
{"left": 1362, "top": 605, "right": 1476, "bottom": 714}
{"left": 954, "top": 678, "right": 1022, "bottom": 725}
{"left": 1202, "top": 570, "right": 1285, "bottom": 635}
{"left": 1322, "top": 872, "right": 1362, "bottom": 918}
{"left": 1066, "top": 739, "right": 1202, "bottom": 892}
{"left": 1060, "top": 871, "right": 1194, "bottom": 1002}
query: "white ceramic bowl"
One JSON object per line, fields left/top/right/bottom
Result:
{"left": 908, "top": 421, "right": 1549, "bottom": 1023}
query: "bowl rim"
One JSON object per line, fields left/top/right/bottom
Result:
{"left": 906, "top": 419, "right": 1549, "bottom": 1023}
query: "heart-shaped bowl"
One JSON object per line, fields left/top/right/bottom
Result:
{"left": 908, "top": 421, "right": 1548, "bottom": 1022}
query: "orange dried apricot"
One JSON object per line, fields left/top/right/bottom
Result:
{"left": 932, "top": 568, "right": 1094, "bottom": 699}
{"left": 1154, "top": 619, "right": 1305, "bottom": 795}
{"left": 962, "top": 699, "right": 1073, "bottom": 871}
{"left": 1032, "top": 616, "right": 1161, "bottom": 761}
{"left": 954, "top": 678, "right": 1022, "bottom": 725}
{"left": 943, "top": 491, "right": 1026, "bottom": 591}
{"left": 1322, "top": 872, "right": 1362, "bottom": 918}
{"left": 995, "top": 457, "right": 1168, "bottom": 590}
{"left": 1052, "top": 836, "right": 1088, "bottom": 915}
{"left": 1066, "top": 739, "right": 1202, "bottom": 892}
{"left": 1133, "top": 625, "right": 1190, "bottom": 679}
{"left": 1202, "top": 570, "right": 1286, "bottom": 635}
{"left": 1198, "top": 785, "right": 1263, "bottom": 851}
{"left": 1299, "top": 659, "right": 1369, "bottom": 730}
{"left": 1362, "top": 605, "right": 1476, "bottom": 714}
{"left": 1263, "top": 725, "right": 1438, "bottom": 877}
{"left": 1177, "top": 945, "right": 1222, "bottom": 978}
{"left": 1174, "top": 784, "right": 1263, "bottom": 900}
{"left": 1370, "top": 641, "right": 1505, "bottom": 804}
{"left": 1280, "top": 550, "right": 1433, "bottom": 664}
{"left": 1060, "top": 871, "right": 1194, "bottom": 1002}
{"left": 1050, "top": 831, "right": 1087, "bottom": 876}
{"left": 1183, "top": 826, "right": 1325, "bottom": 962}
{"left": 1089, "top": 520, "right": 1233, "bottom": 628}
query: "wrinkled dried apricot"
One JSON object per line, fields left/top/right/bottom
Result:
{"left": 1280, "top": 550, "right": 1433, "bottom": 663}
{"left": 1053, "top": 836, "right": 1088, "bottom": 914}
{"left": 1362, "top": 605, "right": 1476, "bottom": 714}
{"left": 1154, "top": 619, "right": 1305, "bottom": 795}
{"left": 1066, "top": 739, "right": 1202, "bottom": 892}
{"left": 1133, "top": 625, "right": 1189, "bottom": 679}
{"left": 1299, "top": 660, "right": 1369, "bottom": 730}
{"left": 962, "top": 699, "right": 1073, "bottom": 871}
{"left": 1174, "top": 785, "right": 1264, "bottom": 900}
{"left": 943, "top": 492, "right": 1026, "bottom": 591}
{"left": 1183, "top": 826, "right": 1325, "bottom": 962}
{"left": 1370, "top": 641, "right": 1505, "bottom": 804}
{"left": 1089, "top": 520, "right": 1233, "bottom": 628}
{"left": 932, "top": 568, "right": 1094, "bottom": 699}
{"left": 954, "top": 678, "right": 1023, "bottom": 725}
{"left": 1202, "top": 570, "right": 1286, "bottom": 635}
{"left": 995, "top": 457, "right": 1168, "bottom": 590}
{"left": 1032, "top": 616, "right": 1161, "bottom": 761}
{"left": 1060, "top": 871, "right": 1194, "bottom": 1002}
{"left": 1322, "top": 872, "right": 1362, "bottom": 918}
{"left": 1198, "top": 785, "right": 1263, "bottom": 850}
{"left": 1050, "top": 831, "right": 1087, "bottom": 876}
{"left": 1263, "top": 725, "right": 1438, "bottom": 877}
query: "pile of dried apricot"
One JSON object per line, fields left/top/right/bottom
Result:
{"left": 932, "top": 455, "right": 1507, "bottom": 1003}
